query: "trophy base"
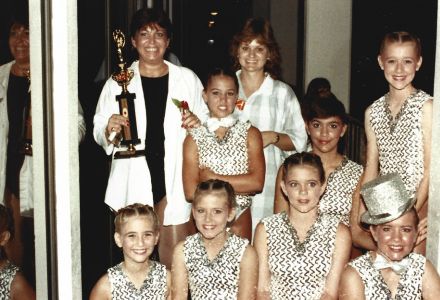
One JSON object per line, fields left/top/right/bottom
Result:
{"left": 113, "top": 149, "right": 146, "bottom": 159}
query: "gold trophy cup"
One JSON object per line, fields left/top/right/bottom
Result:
{"left": 111, "top": 30, "right": 143, "bottom": 159}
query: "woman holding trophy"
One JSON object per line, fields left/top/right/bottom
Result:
{"left": 93, "top": 8, "right": 208, "bottom": 268}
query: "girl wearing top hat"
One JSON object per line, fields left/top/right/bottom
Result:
{"left": 339, "top": 173, "right": 440, "bottom": 299}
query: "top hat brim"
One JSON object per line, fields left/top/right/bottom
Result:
{"left": 360, "top": 196, "right": 417, "bottom": 226}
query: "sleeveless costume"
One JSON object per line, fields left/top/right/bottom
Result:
{"left": 262, "top": 212, "right": 339, "bottom": 299}
{"left": 318, "top": 156, "right": 363, "bottom": 226}
{"left": 189, "top": 120, "right": 252, "bottom": 210}
{"left": 349, "top": 252, "right": 425, "bottom": 299}
{"left": 0, "top": 261, "right": 19, "bottom": 299}
{"left": 183, "top": 232, "right": 248, "bottom": 299}
{"left": 108, "top": 261, "right": 168, "bottom": 299}
{"left": 369, "top": 90, "right": 431, "bottom": 197}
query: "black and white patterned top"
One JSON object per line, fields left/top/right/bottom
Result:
{"left": 183, "top": 232, "right": 248, "bottom": 299}
{"left": 108, "top": 261, "right": 168, "bottom": 300}
{"left": 0, "top": 261, "right": 19, "bottom": 299}
{"left": 189, "top": 120, "right": 251, "bottom": 209}
{"left": 319, "top": 157, "right": 363, "bottom": 226}
{"left": 369, "top": 90, "right": 431, "bottom": 198}
{"left": 349, "top": 252, "right": 425, "bottom": 299}
{"left": 262, "top": 212, "right": 339, "bottom": 299}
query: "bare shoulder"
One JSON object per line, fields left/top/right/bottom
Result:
{"left": 89, "top": 273, "right": 111, "bottom": 300}
{"left": 422, "top": 259, "right": 440, "bottom": 299}
{"left": 336, "top": 223, "right": 351, "bottom": 239}
{"left": 242, "top": 243, "right": 258, "bottom": 262}
{"left": 10, "top": 272, "right": 36, "bottom": 300}
{"left": 339, "top": 265, "right": 365, "bottom": 299}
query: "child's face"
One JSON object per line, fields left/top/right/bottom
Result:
{"left": 307, "top": 116, "right": 347, "bottom": 155}
{"left": 203, "top": 75, "right": 238, "bottom": 119}
{"left": 114, "top": 216, "right": 159, "bottom": 264}
{"left": 378, "top": 41, "right": 422, "bottom": 92}
{"left": 281, "top": 165, "right": 325, "bottom": 214}
{"left": 370, "top": 211, "right": 418, "bottom": 261}
{"left": 238, "top": 39, "right": 269, "bottom": 73}
{"left": 192, "top": 193, "right": 235, "bottom": 241}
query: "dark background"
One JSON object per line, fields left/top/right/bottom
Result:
{"left": 0, "top": 0, "right": 437, "bottom": 298}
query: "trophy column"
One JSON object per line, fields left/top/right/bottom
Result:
{"left": 21, "top": 69, "right": 32, "bottom": 156}
{"left": 111, "top": 30, "right": 144, "bottom": 159}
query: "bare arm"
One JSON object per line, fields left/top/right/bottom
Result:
{"left": 182, "top": 134, "right": 200, "bottom": 201}
{"left": 237, "top": 245, "right": 258, "bottom": 300}
{"left": 261, "top": 131, "right": 294, "bottom": 151}
{"left": 415, "top": 99, "right": 432, "bottom": 211}
{"left": 10, "top": 272, "right": 36, "bottom": 300}
{"left": 253, "top": 223, "right": 271, "bottom": 300}
{"left": 321, "top": 224, "right": 352, "bottom": 300}
{"left": 199, "top": 126, "right": 265, "bottom": 194}
{"left": 338, "top": 265, "right": 365, "bottom": 300}
{"left": 171, "top": 241, "right": 189, "bottom": 300}
{"left": 89, "top": 274, "right": 111, "bottom": 300}
{"left": 274, "top": 165, "right": 288, "bottom": 213}
{"left": 350, "top": 176, "right": 376, "bottom": 250}
{"left": 165, "top": 270, "right": 172, "bottom": 300}
{"left": 362, "top": 106, "right": 379, "bottom": 185}
{"left": 422, "top": 259, "right": 440, "bottom": 299}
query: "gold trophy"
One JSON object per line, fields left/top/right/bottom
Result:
{"left": 21, "top": 69, "right": 32, "bottom": 156}
{"left": 111, "top": 30, "right": 143, "bottom": 159}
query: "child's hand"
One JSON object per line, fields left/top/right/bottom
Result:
{"left": 182, "top": 111, "right": 201, "bottom": 129}
{"left": 416, "top": 217, "right": 428, "bottom": 246}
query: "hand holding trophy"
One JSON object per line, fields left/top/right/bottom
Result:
{"left": 110, "top": 29, "right": 144, "bottom": 159}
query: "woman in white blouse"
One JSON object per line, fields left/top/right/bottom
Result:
{"left": 229, "top": 18, "right": 307, "bottom": 229}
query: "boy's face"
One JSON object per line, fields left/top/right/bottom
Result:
{"left": 370, "top": 211, "right": 418, "bottom": 261}
{"left": 114, "top": 216, "right": 159, "bottom": 264}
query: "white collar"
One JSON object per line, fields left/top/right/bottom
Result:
{"left": 205, "top": 115, "right": 237, "bottom": 132}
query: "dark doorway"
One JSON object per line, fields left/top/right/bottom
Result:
{"left": 350, "top": 0, "right": 437, "bottom": 121}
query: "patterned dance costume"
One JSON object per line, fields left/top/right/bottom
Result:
{"left": 262, "top": 212, "right": 339, "bottom": 299}
{"left": 189, "top": 120, "right": 252, "bottom": 211}
{"left": 369, "top": 90, "right": 431, "bottom": 197}
{"left": 318, "top": 156, "right": 363, "bottom": 226}
{"left": 183, "top": 232, "right": 248, "bottom": 299}
{"left": 0, "top": 261, "right": 19, "bottom": 299}
{"left": 107, "top": 261, "right": 168, "bottom": 299}
{"left": 349, "top": 252, "right": 425, "bottom": 299}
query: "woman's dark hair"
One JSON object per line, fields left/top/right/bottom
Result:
{"left": 282, "top": 152, "right": 326, "bottom": 184}
{"left": 130, "top": 8, "right": 172, "bottom": 39}
{"left": 193, "top": 179, "right": 236, "bottom": 209}
{"left": 380, "top": 31, "right": 421, "bottom": 57}
{"left": 230, "top": 18, "right": 282, "bottom": 80}
{"left": 303, "top": 92, "right": 348, "bottom": 124}
{"left": 204, "top": 67, "right": 239, "bottom": 92}
{"left": 305, "top": 77, "right": 331, "bottom": 98}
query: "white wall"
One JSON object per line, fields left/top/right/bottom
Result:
{"left": 304, "top": 0, "right": 352, "bottom": 109}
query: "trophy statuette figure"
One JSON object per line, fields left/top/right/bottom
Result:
{"left": 110, "top": 29, "right": 144, "bottom": 159}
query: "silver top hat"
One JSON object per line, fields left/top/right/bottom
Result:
{"left": 360, "top": 173, "right": 416, "bottom": 225}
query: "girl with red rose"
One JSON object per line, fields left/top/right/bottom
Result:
{"left": 183, "top": 67, "right": 265, "bottom": 241}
